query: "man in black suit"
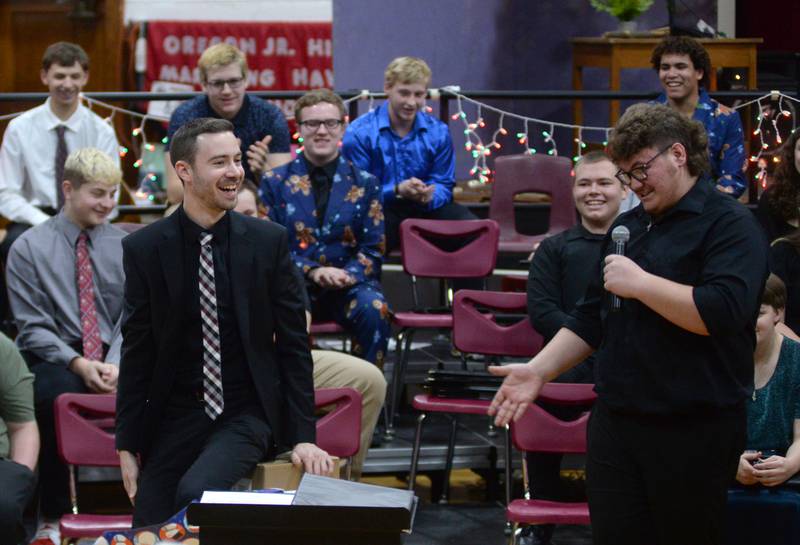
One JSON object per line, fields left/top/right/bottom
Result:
{"left": 116, "top": 117, "right": 333, "bottom": 527}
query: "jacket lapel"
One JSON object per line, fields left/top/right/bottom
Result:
{"left": 229, "top": 214, "right": 253, "bottom": 354}
{"left": 157, "top": 212, "right": 183, "bottom": 305}
{"left": 287, "top": 158, "right": 317, "bottom": 226}
{"left": 321, "top": 156, "right": 350, "bottom": 228}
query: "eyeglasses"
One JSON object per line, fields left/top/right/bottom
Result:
{"left": 206, "top": 77, "right": 245, "bottom": 91}
{"left": 298, "top": 119, "right": 343, "bottom": 131}
{"left": 615, "top": 144, "right": 674, "bottom": 187}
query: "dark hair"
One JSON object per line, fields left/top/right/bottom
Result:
{"left": 238, "top": 179, "right": 261, "bottom": 203}
{"left": 768, "top": 130, "right": 800, "bottom": 224}
{"left": 650, "top": 36, "right": 711, "bottom": 89}
{"left": 762, "top": 273, "right": 787, "bottom": 311}
{"left": 294, "top": 89, "right": 346, "bottom": 123}
{"left": 608, "top": 103, "right": 709, "bottom": 178}
{"left": 42, "top": 42, "right": 89, "bottom": 71}
{"left": 170, "top": 118, "right": 235, "bottom": 168}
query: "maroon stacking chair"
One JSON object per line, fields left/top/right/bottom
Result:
{"left": 54, "top": 393, "right": 132, "bottom": 543}
{"left": 490, "top": 154, "right": 575, "bottom": 254}
{"left": 314, "top": 387, "right": 362, "bottom": 480}
{"left": 408, "top": 290, "right": 543, "bottom": 503}
{"left": 506, "top": 383, "right": 597, "bottom": 544}
{"left": 386, "top": 219, "right": 500, "bottom": 435}
{"left": 309, "top": 320, "right": 350, "bottom": 352}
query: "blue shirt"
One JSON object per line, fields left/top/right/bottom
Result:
{"left": 168, "top": 94, "right": 291, "bottom": 182}
{"left": 342, "top": 102, "right": 455, "bottom": 210}
{"left": 656, "top": 89, "right": 746, "bottom": 197}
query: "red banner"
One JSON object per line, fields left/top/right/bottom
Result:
{"left": 145, "top": 21, "right": 332, "bottom": 117}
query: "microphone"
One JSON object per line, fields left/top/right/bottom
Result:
{"left": 610, "top": 225, "right": 630, "bottom": 312}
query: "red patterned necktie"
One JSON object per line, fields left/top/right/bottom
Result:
{"left": 76, "top": 231, "right": 103, "bottom": 361}
{"left": 55, "top": 125, "right": 68, "bottom": 209}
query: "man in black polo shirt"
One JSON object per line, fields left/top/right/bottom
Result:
{"left": 523, "top": 151, "right": 627, "bottom": 545}
{"left": 490, "top": 103, "right": 768, "bottom": 545}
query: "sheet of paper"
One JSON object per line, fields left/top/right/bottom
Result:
{"left": 200, "top": 490, "right": 295, "bottom": 506}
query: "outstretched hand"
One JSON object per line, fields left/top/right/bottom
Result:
{"left": 487, "top": 364, "right": 546, "bottom": 427}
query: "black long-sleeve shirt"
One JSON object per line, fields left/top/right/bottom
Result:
{"left": 565, "top": 179, "right": 769, "bottom": 416}
{"left": 527, "top": 224, "right": 604, "bottom": 383}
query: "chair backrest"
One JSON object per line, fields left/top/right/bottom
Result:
{"left": 452, "top": 290, "right": 543, "bottom": 357}
{"left": 490, "top": 154, "right": 576, "bottom": 242}
{"left": 314, "top": 388, "right": 362, "bottom": 459}
{"left": 399, "top": 218, "right": 499, "bottom": 279}
{"left": 54, "top": 393, "right": 118, "bottom": 467}
{"left": 509, "top": 384, "right": 597, "bottom": 455}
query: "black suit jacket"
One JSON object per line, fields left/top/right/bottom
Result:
{"left": 115, "top": 210, "right": 315, "bottom": 459}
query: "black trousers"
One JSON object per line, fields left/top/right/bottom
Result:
{"left": 133, "top": 403, "right": 272, "bottom": 527}
{"left": 586, "top": 401, "right": 746, "bottom": 545}
{"left": 0, "top": 459, "right": 36, "bottom": 544}
{"left": 27, "top": 357, "right": 89, "bottom": 518}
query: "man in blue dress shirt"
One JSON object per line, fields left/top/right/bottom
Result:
{"left": 343, "top": 56, "right": 476, "bottom": 254}
{"left": 651, "top": 36, "right": 747, "bottom": 198}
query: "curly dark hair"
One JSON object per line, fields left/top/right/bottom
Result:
{"left": 607, "top": 103, "right": 710, "bottom": 178}
{"left": 768, "top": 130, "right": 800, "bottom": 223}
{"left": 650, "top": 36, "right": 711, "bottom": 89}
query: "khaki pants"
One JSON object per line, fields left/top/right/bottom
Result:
{"left": 312, "top": 349, "right": 386, "bottom": 480}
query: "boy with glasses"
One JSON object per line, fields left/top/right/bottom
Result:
{"left": 490, "top": 103, "right": 768, "bottom": 545}
{"left": 260, "top": 89, "right": 390, "bottom": 367}
{"left": 165, "top": 43, "right": 292, "bottom": 205}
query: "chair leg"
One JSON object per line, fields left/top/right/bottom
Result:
{"left": 508, "top": 522, "right": 520, "bottom": 545}
{"left": 504, "top": 424, "right": 512, "bottom": 506}
{"left": 408, "top": 412, "right": 427, "bottom": 491}
{"left": 439, "top": 415, "right": 458, "bottom": 504}
{"left": 386, "top": 329, "right": 414, "bottom": 436}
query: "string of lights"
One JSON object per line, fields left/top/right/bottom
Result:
{"left": 2, "top": 89, "right": 798, "bottom": 192}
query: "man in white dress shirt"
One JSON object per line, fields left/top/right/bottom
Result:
{"left": 0, "top": 41, "right": 119, "bottom": 259}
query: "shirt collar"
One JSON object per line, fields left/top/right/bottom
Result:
{"left": 201, "top": 94, "right": 250, "bottom": 126}
{"left": 178, "top": 205, "right": 231, "bottom": 247}
{"left": 303, "top": 154, "right": 340, "bottom": 180}
{"left": 230, "top": 94, "right": 251, "bottom": 128}
{"left": 376, "top": 102, "right": 427, "bottom": 135}
{"left": 566, "top": 223, "right": 606, "bottom": 241}
{"left": 42, "top": 98, "right": 87, "bottom": 132}
{"left": 648, "top": 175, "right": 712, "bottom": 224}
{"left": 55, "top": 211, "right": 102, "bottom": 247}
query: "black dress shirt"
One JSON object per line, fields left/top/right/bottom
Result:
{"left": 304, "top": 155, "right": 339, "bottom": 222}
{"left": 527, "top": 223, "right": 604, "bottom": 383}
{"left": 565, "top": 178, "right": 769, "bottom": 415}
{"left": 176, "top": 207, "right": 257, "bottom": 412}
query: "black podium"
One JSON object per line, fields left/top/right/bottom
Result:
{"left": 188, "top": 474, "right": 417, "bottom": 545}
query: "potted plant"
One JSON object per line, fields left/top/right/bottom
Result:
{"left": 590, "top": 0, "right": 654, "bottom": 32}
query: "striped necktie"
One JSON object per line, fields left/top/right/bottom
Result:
{"left": 199, "top": 232, "right": 223, "bottom": 419}
{"left": 55, "top": 125, "right": 68, "bottom": 209}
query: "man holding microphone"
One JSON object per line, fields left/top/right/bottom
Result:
{"left": 490, "top": 103, "right": 768, "bottom": 545}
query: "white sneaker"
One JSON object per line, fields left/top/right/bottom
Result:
{"left": 30, "top": 520, "right": 60, "bottom": 545}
